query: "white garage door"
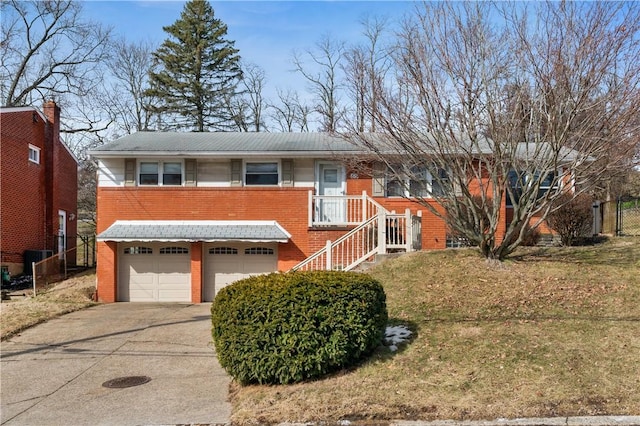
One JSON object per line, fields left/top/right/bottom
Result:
{"left": 203, "top": 243, "right": 277, "bottom": 301}
{"left": 118, "top": 243, "right": 191, "bottom": 302}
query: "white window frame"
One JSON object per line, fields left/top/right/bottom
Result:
{"left": 138, "top": 160, "right": 184, "bottom": 186}
{"left": 506, "top": 168, "right": 563, "bottom": 207}
{"left": 244, "top": 161, "right": 280, "bottom": 186}
{"left": 385, "top": 165, "right": 447, "bottom": 198}
{"left": 28, "top": 144, "right": 40, "bottom": 164}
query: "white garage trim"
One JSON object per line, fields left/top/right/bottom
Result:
{"left": 118, "top": 242, "right": 191, "bottom": 302}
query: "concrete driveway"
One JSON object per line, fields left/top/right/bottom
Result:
{"left": 0, "top": 303, "right": 231, "bottom": 425}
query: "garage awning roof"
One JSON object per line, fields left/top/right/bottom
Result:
{"left": 97, "top": 220, "right": 291, "bottom": 243}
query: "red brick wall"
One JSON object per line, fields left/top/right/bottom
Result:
{"left": 96, "top": 241, "right": 117, "bottom": 302}
{"left": 190, "top": 242, "right": 202, "bottom": 303}
{"left": 1, "top": 104, "right": 77, "bottom": 274}
{"left": 0, "top": 110, "right": 47, "bottom": 274}
{"left": 95, "top": 161, "right": 514, "bottom": 301}
{"left": 44, "top": 102, "right": 78, "bottom": 257}
{"left": 97, "top": 187, "right": 312, "bottom": 271}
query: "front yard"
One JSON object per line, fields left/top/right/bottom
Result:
{"left": 229, "top": 237, "right": 640, "bottom": 424}
{"left": 2, "top": 239, "right": 639, "bottom": 423}
{"left": 0, "top": 270, "right": 96, "bottom": 340}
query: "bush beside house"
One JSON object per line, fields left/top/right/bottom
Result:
{"left": 211, "top": 271, "right": 388, "bottom": 385}
{"left": 547, "top": 193, "right": 594, "bottom": 246}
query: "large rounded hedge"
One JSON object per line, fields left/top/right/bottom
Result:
{"left": 211, "top": 271, "right": 387, "bottom": 385}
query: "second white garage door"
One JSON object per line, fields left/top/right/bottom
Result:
{"left": 118, "top": 243, "right": 191, "bottom": 302}
{"left": 203, "top": 242, "right": 277, "bottom": 301}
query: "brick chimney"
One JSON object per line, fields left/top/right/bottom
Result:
{"left": 42, "top": 100, "right": 59, "bottom": 251}
{"left": 42, "top": 100, "right": 60, "bottom": 146}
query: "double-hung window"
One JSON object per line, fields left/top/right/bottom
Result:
{"left": 535, "top": 171, "right": 559, "bottom": 199}
{"left": 139, "top": 162, "right": 159, "bottom": 185}
{"left": 28, "top": 145, "right": 40, "bottom": 164}
{"left": 385, "top": 164, "right": 448, "bottom": 198}
{"left": 506, "top": 169, "right": 560, "bottom": 206}
{"left": 162, "top": 162, "right": 182, "bottom": 185}
{"left": 245, "top": 162, "right": 278, "bottom": 185}
{"left": 139, "top": 161, "right": 183, "bottom": 186}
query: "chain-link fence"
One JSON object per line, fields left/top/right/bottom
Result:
{"left": 617, "top": 196, "right": 640, "bottom": 236}
{"left": 32, "top": 234, "right": 95, "bottom": 295}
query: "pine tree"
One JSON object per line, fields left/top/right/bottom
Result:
{"left": 146, "top": 0, "right": 242, "bottom": 131}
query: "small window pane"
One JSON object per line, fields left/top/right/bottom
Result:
{"left": 140, "top": 163, "right": 158, "bottom": 173}
{"left": 323, "top": 169, "right": 338, "bottom": 183}
{"left": 159, "top": 247, "right": 189, "bottom": 254}
{"left": 431, "top": 168, "right": 449, "bottom": 197}
{"left": 164, "top": 162, "right": 181, "bottom": 174}
{"left": 246, "top": 163, "right": 277, "bottom": 173}
{"left": 28, "top": 145, "right": 40, "bottom": 164}
{"left": 209, "top": 247, "right": 238, "bottom": 255}
{"left": 124, "top": 246, "right": 153, "bottom": 254}
{"left": 140, "top": 162, "right": 159, "bottom": 185}
{"left": 246, "top": 162, "right": 278, "bottom": 185}
{"left": 162, "top": 162, "right": 182, "bottom": 185}
{"left": 245, "top": 247, "right": 274, "bottom": 255}
{"left": 386, "top": 178, "right": 404, "bottom": 197}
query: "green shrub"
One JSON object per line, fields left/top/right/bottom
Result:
{"left": 211, "top": 271, "right": 388, "bottom": 385}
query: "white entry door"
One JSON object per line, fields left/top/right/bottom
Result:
{"left": 58, "top": 210, "right": 66, "bottom": 259}
{"left": 317, "top": 163, "right": 346, "bottom": 223}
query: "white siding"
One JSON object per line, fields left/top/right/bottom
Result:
{"left": 197, "top": 160, "right": 231, "bottom": 187}
{"left": 294, "top": 158, "right": 315, "bottom": 188}
{"left": 97, "top": 158, "right": 124, "bottom": 187}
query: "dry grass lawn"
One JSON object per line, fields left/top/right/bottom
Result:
{"left": 1, "top": 270, "right": 97, "bottom": 340}
{"left": 229, "top": 237, "right": 640, "bottom": 424}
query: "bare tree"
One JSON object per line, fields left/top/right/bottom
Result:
{"left": 269, "top": 88, "right": 311, "bottom": 132}
{"left": 0, "top": 0, "right": 111, "bottom": 109}
{"left": 342, "top": 16, "right": 391, "bottom": 132}
{"left": 241, "top": 62, "right": 268, "bottom": 132}
{"left": 222, "top": 63, "right": 269, "bottom": 132}
{"left": 346, "top": 1, "right": 640, "bottom": 261}
{"left": 292, "top": 35, "right": 345, "bottom": 132}
{"left": 106, "top": 38, "right": 158, "bottom": 134}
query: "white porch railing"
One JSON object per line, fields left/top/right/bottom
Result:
{"left": 309, "top": 190, "right": 385, "bottom": 227}
{"left": 292, "top": 207, "right": 422, "bottom": 272}
{"left": 384, "top": 209, "right": 423, "bottom": 251}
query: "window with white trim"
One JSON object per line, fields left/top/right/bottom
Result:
{"left": 159, "top": 247, "right": 189, "bottom": 254}
{"left": 506, "top": 169, "right": 561, "bottom": 207}
{"left": 245, "top": 162, "right": 278, "bottom": 185}
{"left": 124, "top": 246, "right": 153, "bottom": 254}
{"left": 139, "top": 162, "right": 159, "bottom": 185}
{"left": 163, "top": 162, "right": 182, "bottom": 185}
{"left": 385, "top": 165, "right": 449, "bottom": 198}
{"left": 245, "top": 247, "right": 274, "bottom": 255}
{"left": 28, "top": 145, "right": 40, "bottom": 164}
{"left": 139, "top": 161, "right": 183, "bottom": 186}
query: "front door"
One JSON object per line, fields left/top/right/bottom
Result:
{"left": 58, "top": 211, "right": 66, "bottom": 259}
{"left": 317, "top": 163, "right": 346, "bottom": 223}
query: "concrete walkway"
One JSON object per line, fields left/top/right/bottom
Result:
{"left": 0, "top": 303, "right": 231, "bottom": 425}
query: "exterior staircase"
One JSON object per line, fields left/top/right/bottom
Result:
{"left": 291, "top": 191, "right": 422, "bottom": 272}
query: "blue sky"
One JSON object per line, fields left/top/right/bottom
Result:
{"left": 82, "top": 1, "right": 417, "bottom": 100}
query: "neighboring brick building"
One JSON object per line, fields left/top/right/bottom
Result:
{"left": 89, "top": 132, "right": 508, "bottom": 303}
{"left": 1, "top": 102, "right": 78, "bottom": 276}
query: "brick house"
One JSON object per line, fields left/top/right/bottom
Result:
{"left": 1, "top": 101, "right": 78, "bottom": 276}
{"left": 90, "top": 132, "right": 509, "bottom": 303}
